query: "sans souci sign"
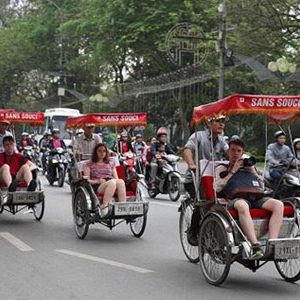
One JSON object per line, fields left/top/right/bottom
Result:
{"left": 0, "top": 112, "right": 44, "bottom": 124}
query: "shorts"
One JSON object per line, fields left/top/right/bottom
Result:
{"left": 227, "top": 196, "right": 271, "bottom": 210}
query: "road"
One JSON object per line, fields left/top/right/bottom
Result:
{"left": 0, "top": 175, "right": 299, "bottom": 300}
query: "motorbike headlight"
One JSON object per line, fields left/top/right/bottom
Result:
{"left": 52, "top": 159, "right": 59, "bottom": 164}
{"left": 286, "top": 174, "right": 300, "bottom": 186}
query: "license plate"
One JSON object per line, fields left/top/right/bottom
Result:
{"left": 114, "top": 203, "right": 144, "bottom": 216}
{"left": 13, "top": 192, "right": 40, "bottom": 204}
{"left": 274, "top": 240, "right": 300, "bottom": 259}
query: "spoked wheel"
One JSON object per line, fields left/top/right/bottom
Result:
{"left": 58, "top": 166, "right": 65, "bottom": 187}
{"left": 199, "top": 214, "right": 231, "bottom": 286}
{"left": 179, "top": 199, "right": 199, "bottom": 263}
{"left": 169, "top": 177, "right": 181, "bottom": 202}
{"left": 130, "top": 215, "right": 147, "bottom": 237}
{"left": 73, "top": 189, "right": 90, "bottom": 239}
{"left": 33, "top": 198, "right": 45, "bottom": 221}
{"left": 275, "top": 234, "right": 300, "bottom": 282}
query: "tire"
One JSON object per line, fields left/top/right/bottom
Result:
{"left": 130, "top": 215, "right": 147, "bottom": 237}
{"left": 199, "top": 214, "right": 231, "bottom": 286}
{"left": 57, "top": 165, "right": 65, "bottom": 187}
{"left": 73, "top": 189, "right": 90, "bottom": 239}
{"left": 148, "top": 187, "right": 158, "bottom": 198}
{"left": 179, "top": 199, "right": 199, "bottom": 263}
{"left": 169, "top": 176, "right": 181, "bottom": 202}
{"left": 275, "top": 234, "right": 300, "bottom": 282}
{"left": 33, "top": 198, "right": 45, "bottom": 221}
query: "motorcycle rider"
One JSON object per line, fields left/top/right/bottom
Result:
{"left": 183, "top": 115, "right": 228, "bottom": 245}
{"left": 149, "top": 128, "right": 175, "bottom": 189}
{"left": 17, "top": 132, "right": 34, "bottom": 152}
{"left": 113, "top": 130, "right": 134, "bottom": 154}
{"left": 132, "top": 133, "right": 147, "bottom": 172}
{"left": 293, "top": 138, "right": 300, "bottom": 163}
{"left": 39, "top": 131, "right": 52, "bottom": 173}
{"left": 74, "top": 123, "right": 102, "bottom": 161}
{"left": 266, "top": 131, "right": 293, "bottom": 186}
{"left": 47, "top": 128, "right": 67, "bottom": 179}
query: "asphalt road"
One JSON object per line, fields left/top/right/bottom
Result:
{"left": 0, "top": 174, "right": 299, "bottom": 300}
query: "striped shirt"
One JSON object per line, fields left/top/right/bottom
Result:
{"left": 85, "top": 160, "right": 115, "bottom": 180}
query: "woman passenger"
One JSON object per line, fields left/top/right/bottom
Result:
{"left": 83, "top": 143, "right": 126, "bottom": 217}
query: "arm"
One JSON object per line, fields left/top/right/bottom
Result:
{"left": 266, "top": 144, "right": 280, "bottom": 165}
{"left": 112, "top": 167, "right": 119, "bottom": 179}
{"left": 183, "top": 148, "right": 196, "bottom": 170}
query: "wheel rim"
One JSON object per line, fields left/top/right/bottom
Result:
{"left": 199, "top": 216, "right": 231, "bottom": 284}
{"left": 169, "top": 177, "right": 180, "bottom": 200}
{"left": 179, "top": 201, "right": 199, "bottom": 262}
{"left": 130, "top": 216, "right": 145, "bottom": 235}
{"left": 276, "top": 258, "right": 300, "bottom": 280}
{"left": 74, "top": 191, "right": 89, "bottom": 237}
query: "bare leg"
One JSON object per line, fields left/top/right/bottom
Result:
{"left": 0, "top": 164, "right": 12, "bottom": 187}
{"left": 98, "top": 180, "right": 116, "bottom": 208}
{"left": 234, "top": 199, "right": 258, "bottom": 245}
{"left": 16, "top": 164, "right": 33, "bottom": 185}
{"left": 261, "top": 199, "right": 283, "bottom": 239}
{"left": 116, "top": 179, "right": 126, "bottom": 202}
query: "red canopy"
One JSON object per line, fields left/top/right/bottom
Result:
{"left": 66, "top": 113, "right": 147, "bottom": 128}
{"left": 192, "top": 94, "right": 300, "bottom": 125}
{"left": 0, "top": 111, "right": 44, "bottom": 125}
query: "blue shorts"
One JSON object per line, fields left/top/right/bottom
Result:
{"left": 227, "top": 196, "right": 271, "bottom": 210}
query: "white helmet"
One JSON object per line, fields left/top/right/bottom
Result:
{"left": 293, "top": 138, "right": 300, "bottom": 146}
{"left": 22, "top": 132, "right": 29, "bottom": 136}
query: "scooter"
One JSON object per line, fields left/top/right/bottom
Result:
{"left": 146, "top": 154, "right": 182, "bottom": 202}
{"left": 264, "top": 160, "right": 300, "bottom": 198}
{"left": 46, "top": 147, "right": 69, "bottom": 187}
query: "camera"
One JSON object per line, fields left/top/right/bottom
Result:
{"left": 243, "top": 156, "right": 256, "bottom": 167}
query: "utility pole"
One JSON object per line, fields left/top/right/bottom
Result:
{"left": 218, "top": 0, "right": 227, "bottom": 99}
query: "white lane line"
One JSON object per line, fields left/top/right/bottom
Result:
{"left": 149, "top": 200, "right": 179, "bottom": 208}
{"left": 0, "top": 232, "right": 34, "bottom": 252}
{"left": 56, "top": 249, "right": 154, "bottom": 274}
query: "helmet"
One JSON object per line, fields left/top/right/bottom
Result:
{"left": 135, "top": 133, "right": 142, "bottom": 138}
{"left": 156, "top": 127, "right": 168, "bottom": 137}
{"left": 274, "top": 130, "right": 286, "bottom": 139}
{"left": 230, "top": 134, "right": 240, "bottom": 141}
{"left": 293, "top": 138, "right": 300, "bottom": 146}
{"left": 120, "top": 131, "right": 128, "bottom": 137}
{"left": 21, "top": 132, "right": 29, "bottom": 136}
{"left": 52, "top": 128, "right": 60, "bottom": 134}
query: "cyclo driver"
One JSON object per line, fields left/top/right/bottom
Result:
{"left": 73, "top": 123, "right": 102, "bottom": 161}
{"left": 183, "top": 115, "right": 228, "bottom": 245}
{"left": 215, "top": 139, "right": 283, "bottom": 259}
{"left": 149, "top": 128, "right": 175, "bottom": 189}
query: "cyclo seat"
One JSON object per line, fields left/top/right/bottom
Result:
{"left": 0, "top": 181, "right": 27, "bottom": 189}
{"left": 199, "top": 160, "right": 295, "bottom": 219}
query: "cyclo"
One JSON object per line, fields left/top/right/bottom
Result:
{"left": 66, "top": 112, "right": 149, "bottom": 239}
{"left": 0, "top": 111, "right": 45, "bottom": 221}
{"left": 179, "top": 94, "right": 300, "bottom": 285}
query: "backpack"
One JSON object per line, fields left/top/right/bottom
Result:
{"left": 222, "top": 169, "right": 264, "bottom": 202}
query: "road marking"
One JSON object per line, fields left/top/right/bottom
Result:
{"left": 149, "top": 200, "right": 179, "bottom": 208}
{"left": 0, "top": 232, "right": 34, "bottom": 252}
{"left": 56, "top": 249, "right": 154, "bottom": 274}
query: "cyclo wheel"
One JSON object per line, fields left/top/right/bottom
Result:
{"left": 73, "top": 189, "right": 90, "bottom": 239}
{"left": 130, "top": 215, "right": 147, "bottom": 237}
{"left": 33, "top": 198, "right": 45, "bottom": 221}
{"left": 169, "top": 177, "right": 181, "bottom": 202}
{"left": 179, "top": 199, "right": 199, "bottom": 263}
{"left": 275, "top": 234, "right": 300, "bottom": 282}
{"left": 199, "top": 214, "right": 231, "bottom": 286}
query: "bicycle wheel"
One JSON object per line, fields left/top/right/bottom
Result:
{"left": 130, "top": 215, "right": 147, "bottom": 237}
{"left": 33, "top": 198, "right": 45, "bottom": 221}
{"left": 199, "top": 214, "right": 231, "bottom": 286}
{"left": 73, "top": 189, "right": 90, "bottom": 239}
{"left": 179, "top": 199, "right": 199, "bottom": 263}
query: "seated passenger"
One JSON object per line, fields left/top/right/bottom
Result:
{"left": 83, "top": 143, "right": 126, "bottom": 217}
{"left": 0, "top": 136, "right": 37, "bottom": 192}
{"left": 215, "top": 139, "right": 283, "bottom": 259}
{"left": 293, "top": 138, "right": 300, "bottom": 164}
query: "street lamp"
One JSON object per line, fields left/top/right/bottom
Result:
{"left": 267, "top": 57, "right": 297, "bottom": 80}
{"left": 46, "top": 0, "right": 65, "bottom": 107}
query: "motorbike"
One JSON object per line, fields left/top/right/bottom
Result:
{"left": 146, "top": 154, "right": 181, "bottom": 202}
{"left": 120, "top": 151, "right": 138, "bottom": 183}
{"left": 46, "top": 147, "right": 69, "bottom": 187}
{"left": 264, "top": 159, "right": 300, "bottom": 198}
